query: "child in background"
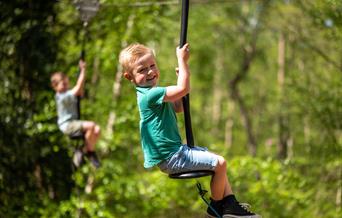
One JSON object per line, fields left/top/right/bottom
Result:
{"left": 51, "top": 60, "right": 101, "bottom": 168}
{"left": 119, "top": 43, "right": 261, "bottom": 218}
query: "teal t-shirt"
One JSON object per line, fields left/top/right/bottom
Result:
{"left": 136, "top": 86, "right": 182, "bottom": 168}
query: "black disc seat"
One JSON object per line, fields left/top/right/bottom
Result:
{"left": 69, "top": 133, "right": 84, "bottom": 140}
{"left": 169, "top": 170, "right": 214, "bottom": 179}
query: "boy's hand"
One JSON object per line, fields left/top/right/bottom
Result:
{"left": 79, "top": 60, "right": 86, "bottom": 71}
{"left": 176, "top": 43, "right": 190, "bottom": 62}
{"left": 164, "top": 44, "right": 190, "bottom": 102}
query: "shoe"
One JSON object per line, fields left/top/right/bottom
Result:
{"left": 222, "top": 201, "right": 261, "bottom": 218}
{"left": 206, "top": 199, "right": 223, "bottom": 218}
{"left": 86, "top": 151, "right": 101, "bottom": 169}
{"left": 72, "top": 148, "right": 84, "bottom": 168}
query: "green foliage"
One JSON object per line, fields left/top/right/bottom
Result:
{"left": 229, "top": 157, "right": 341, "bottom": 218}
{"left": 0, "top": 0, "right": 341, "bottom": 218}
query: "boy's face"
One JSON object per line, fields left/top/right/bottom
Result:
{"left": 53, "top": 75, "right": 69, "bottom": 93}
{"left": 124, "top": 53, "right": 160, "bottom": 87}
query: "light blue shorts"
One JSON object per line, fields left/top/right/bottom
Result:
{"left": 158, "top": 144, "right": 218, "bottom": 174}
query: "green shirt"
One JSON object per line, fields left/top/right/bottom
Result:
{"left": 136, "top": 86, "right": 182, "bottom": 168}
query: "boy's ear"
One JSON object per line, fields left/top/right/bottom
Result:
{"left": 123, "top": 72, "right": 133, "bottom": 81}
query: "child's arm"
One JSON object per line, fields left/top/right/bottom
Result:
{"left": 171, "top": 67, "right": 184, "bottom": 113}
{"left": 164, "top": 43, "right": 190, "bottom": 102}
{"left": 71, "top": 60, "right": 86, "bottom": 96}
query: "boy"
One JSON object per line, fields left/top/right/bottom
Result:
{"left": 119, "top": 43, "right": 261, "bottom": 218}
{"left": 51, "top": 60, "right": 101, "bottom": 168}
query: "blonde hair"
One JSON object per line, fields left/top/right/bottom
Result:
{"left": 50, "top": 72, "right": 66, "bottom": 89}
{"left": 119, "top": 43, "right": 154, "bottom": 74}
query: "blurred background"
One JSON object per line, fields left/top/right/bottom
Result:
{"left": 0, "top": 0, "right": 341, "bottom": 217}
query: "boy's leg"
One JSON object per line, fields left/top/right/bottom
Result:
{"left": 158, "top": 145, "right": 229, "bottom": 217}
{"left": 211, "top": 156, "right": 261, "bottom": 217}
{"left": 82, "top": 121, "right": 101, "bottom": 152}
{"left": 63, "top": 121, "right": 87, "bottom": 168}
{"left": 206, "top": 155, "right": 233, "bottom": 217}
{"left": 82, "top": 121, "right": 101, "bottom": 168}
{"left": 211, "top": 155, "right": 233, "bottom": 200}
{"left": 160, "top": 145, "right": 261, "bottom": 218}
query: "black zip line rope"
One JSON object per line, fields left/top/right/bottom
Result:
{"left": 168, "top": 0, "right": 214, "bottom": 180}
{"left": 179, "top": 0, "right": 194, "bottom": 147}
{"left": 76, "top": 22, "right": 87, "bottom": 120}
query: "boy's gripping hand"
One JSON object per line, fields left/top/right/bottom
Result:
{"left": 72, "top": 60, "right": 87, "bottom": 96}
{"left": 79, "top": 60, "right": 86, "bottom": 72}
{"left": 164, "top": 43, "right": 190, "bottom": 103}
{"left": 176, "top": 43, "right": 190, "bottom": 63}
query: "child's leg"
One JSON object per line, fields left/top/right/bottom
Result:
{"left": 92, "top": 124, "right": 101, "bottom": 143}
{"left": 82, "top": 121, "right": 101, "bottom": 152}
{"left": 158, "top": 145, "right": 232, "bottom": 200}
{"left": 210, "top": 155, "right": 233, "bottom": 200}
{"left": 158, "top": 145, "right": 260, "bottom": 217}
{"left": 210, "top": 156, "right": 261, "bottom": 218}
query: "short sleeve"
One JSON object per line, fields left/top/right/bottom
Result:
{"left": 65, "top": 90, "right": 75, "bottom": 98}
{"left": 146, "top": 87, "right": 166, "bottom": 106}
{"left": 56, "top": 90, "right": 76, "bottom": 104}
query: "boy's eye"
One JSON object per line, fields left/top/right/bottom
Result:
{"left": 138, "top": 68, "right": 147, "bottom": 73}
{"left": 150, "top": 64, "right": 155, "bottom": 68}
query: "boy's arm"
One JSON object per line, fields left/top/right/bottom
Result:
{"left": 170, "top": 67, "right": 184, "bottom": 113}
{"left": 164, "top": 43, "right": 190, "bottom": 102}
{"left": 71, "top": 60, "right": 86, "bottom": 96}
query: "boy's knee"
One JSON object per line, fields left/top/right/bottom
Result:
{"left": 215, "top": 156, "right": 227, "bottom": 172}
{"left": 94, "top": 125, "right": 101, "bottom": 135}
{"left": 218, "top": 156, "right": 226, "bottom": 166}
{"left": 88, "top": 122, "right": 97, "bottom": 131}
{"left": 83, "top": 121, "right": 96, "bottom": 132}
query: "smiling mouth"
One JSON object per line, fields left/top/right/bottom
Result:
{"left": 147, "top": 76, "right": 156, "bottom": 81}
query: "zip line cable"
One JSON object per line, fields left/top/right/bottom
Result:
{"left": 94, "top": 0, "right": 256, "bottom": 8}
{"left": 58, "top": 0, "right": 261, "bottom": 11}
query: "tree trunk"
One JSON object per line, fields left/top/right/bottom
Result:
{"left": 91, "top": 55, "right": 100, "bottom": 85}
{"left": 230, "top": 83, "right": 258, "bottom": 156}
{"left": 106, "top": 14, "right": 135, "bottom": 136}
{"left": 229, "top": 1, "right": 270, "bottom": 156}
{"left": 277, "top": 32, "right": 289, "bottom": 159}
{"left": 88, "top": 55, "right": 100, "bottom": 102}
{"left": 229, "top": 42, "right": 259, "bottom": 156}
{"left": 211, "top": 50, "right": 224, "bottom": 134}
{"left": 224, "top": 102, "right": 234, "bottom": 149}
{"left": 227, "top": 0, "right": 270, "bottom": 156}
